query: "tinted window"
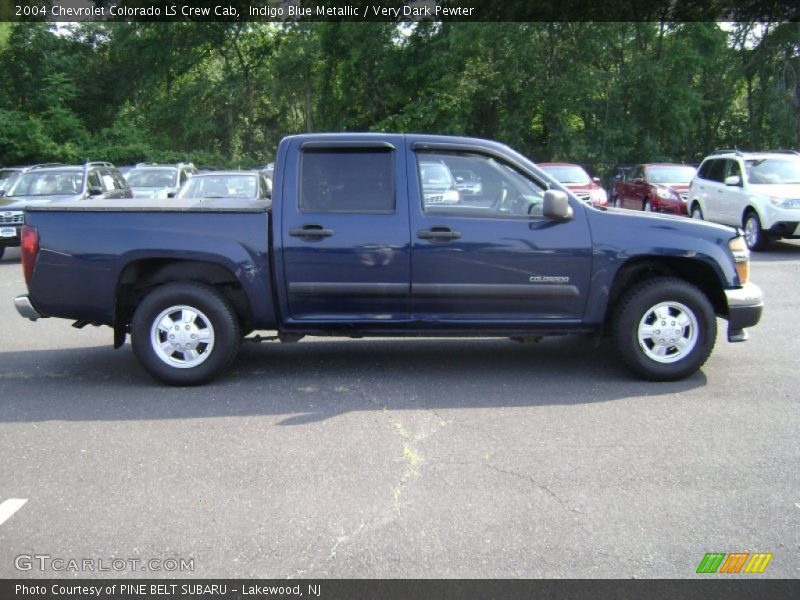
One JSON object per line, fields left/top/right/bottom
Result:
{"left": 541, "top": 165, "right": 591, "bottom": 185}
{"left": 707, "top": 159, "right": 726, "bottom": 183}
{"left": 697, "top": 160, "right": 712, "bottom": 180}
{"left": 112, "top": 170, "right": 129, "bottom": 190}
{"left": 87, "top": 171, "right": 102, "bottom": 190}
{"left": 300, "top": 149, "right": 394, "bottom": 213}
{"left": 626, "top": 166, "right": 642, "bottom": 182}
{"left": 646, "top": 166, "right": 696, "bottom": 184}
{"left": 417, "top": 151, "right": 547, "bottom": 218}
{"left": 725, "top": 160, "right": 742, "bottom": 180}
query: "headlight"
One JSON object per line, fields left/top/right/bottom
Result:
{"left": 769, "top": 197, "right": 800, "bottom": 209}
{"left": 728, "top": 235, "right": 750, "bottom": 284}
{"left": 443, "top": 189, "right": 460, "bottom": 204}
{"left": 656, "top": 187, "right": 678, "bottom": 200}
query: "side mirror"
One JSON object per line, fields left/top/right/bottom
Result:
{"left": 87, "top": 186, "right": 103, "bottom": 196}
{"left": 592, "top": 177, "right": 601, "bottom": 184}
{"left": 543, "top": 190, "right": 573, "bottom": 221}
{"left": 633, "top": 177, "right": 644, "bottom": 185}
{"left": 167, "top": 191, "right": 176, "bottom": 198}
{"left": 725, "top": 175, "right": 741, "bottom": 186}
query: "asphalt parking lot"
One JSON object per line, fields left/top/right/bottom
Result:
{"left": 0, "top": 243, "right": 798, "bottom": 579}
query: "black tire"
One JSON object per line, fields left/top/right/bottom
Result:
{"left": 642, "top": 198, "right": 651, "bottom": 212}
{"left": 131, "top": 282, "right": 241, "bottom": 386}
{"left": 612, "top": 277, "right": 716, "bottom": 381}
{"left": 613, "top": 195, "right": 621, "bottom": 208}
{"left": 743, "top": 210, "right": 768, "bottom": 251}
{"left": 691, "top": 204, "right": 703, "bottom": 220}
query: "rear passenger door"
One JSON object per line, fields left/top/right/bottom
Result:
{"left": 702, "top": 159, "right": 727, "bottom": 222}
{"left": 279, "top": 137, "right": 411, "bottom": 323}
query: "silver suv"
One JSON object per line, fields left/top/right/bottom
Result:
{"left": 688, "top": 150, "right": 800, "bottom": 250}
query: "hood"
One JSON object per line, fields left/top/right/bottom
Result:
{"left": 656, "top": 183, "right": 689, "bottom": 193}
{"left": 0, "top": 194, "right": 83, "bottom": 209}
{"left": 748, "top": 183, "right": 800, "bottom": 198}
{"left": 605, "top": 205, "right": 735, "bottom": 235}
{"left": 562, "top": 181, "right": 600, "bottom": 192}
{"left": 131, "top": 186, "right": 177, "bottom": 199}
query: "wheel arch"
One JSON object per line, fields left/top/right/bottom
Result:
{"left": 114, "top": 258, "right": 254, "bottom": 332}
{"left": 604, "top": 256, "right": 727, "bottom": 327}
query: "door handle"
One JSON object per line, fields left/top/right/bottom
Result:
{"left": 289, "top": 224, "right": 334, "bottom": 238}
{"left": 417, "top": 227, "right": 460, "bottom": 241}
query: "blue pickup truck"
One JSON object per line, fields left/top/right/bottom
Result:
{"left": 13, "top": 134, "right": 763, "bottom": 385}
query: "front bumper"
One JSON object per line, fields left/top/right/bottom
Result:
{"left": 14, "top": 294, "right": 44, "bottom": 321}
{"left": 766, "top": 221, "right": 800, "bottom": 239}
{"left": 724, "top": 282, "right": 763, "bottom": 342}
{"left": 0, "top": 224, "right": 21, "bottom": 247}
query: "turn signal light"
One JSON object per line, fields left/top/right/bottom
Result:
{"left": 728, "top": 236, "right": 749, "bottom": 284}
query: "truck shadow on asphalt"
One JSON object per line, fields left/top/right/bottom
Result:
{"left": 0, "top": 336, "right": 707, "bottom": 424}
{"left": 749, "top": 240, "right": 800, "bottom": 263}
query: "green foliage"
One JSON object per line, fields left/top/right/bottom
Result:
{"left": 0, "top": 21, "right": 796, "bottom": 175}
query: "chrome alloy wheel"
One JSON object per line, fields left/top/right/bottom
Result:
{"left": 150, "top": 305, "right": 215, "bottom": 368}
{"left": 744, "top": 215, "right": 759, "bottom": 249}
{"left": 637, "top": 301, "right": 698, "bottom": 364}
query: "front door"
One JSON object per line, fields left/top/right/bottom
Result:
{"left": 407, "top": 144, "right": 593, "bottom": 323}
{"left": 280, "top": 137, "right": 411, "bottom": 323}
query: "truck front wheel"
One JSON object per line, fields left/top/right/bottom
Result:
{"left": 131, "top": 282, "right": 241, "bottom": 386}
{"left": 612, "top": 277, "right": 716, "bottom": 381}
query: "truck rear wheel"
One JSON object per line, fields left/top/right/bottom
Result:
{"left": 612, "top": 277, "right": 716, "bottom": 381}
{"left": 131, "top": 282, "right": 241, "bottom": 386}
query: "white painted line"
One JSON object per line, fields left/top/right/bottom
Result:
{"left": 0, "top": 498, "right": 28, "bottom": 526}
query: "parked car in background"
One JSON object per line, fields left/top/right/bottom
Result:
{"left": 176, "top": 171, "right": 270, "bottom": 201}
{"left": 0, "top": 168, "right": 24, "bottom": 194}
{"left": 259, "top": 163, "right": 274, "bottom": 197}
{"left": 606, "top": 164, "right": 633, "bottom": 200}
{"left": 613, "top": 163, "right": 696, "bottom": 215}
{"left": 451, "top": 169, "right": 483, "bottom": 197}
{"left": 0, "top": 164, "right": 65, "bottom": 196}
{"left": 0, "top": 163, "right": 132, "bottom": 259}
{"left": 124, "top": 162, "right": 197, "bottom": 199}
{"left": 688, "top": 150, "right": 800, "bottom": 250}
{"left": 419, "top": 160, "right": 460, "bottom": 205}
{"left": 539, "top": 162, "right": 608, "bottom": 207}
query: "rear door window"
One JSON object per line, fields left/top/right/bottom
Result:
{"left": 300, "top": 149, "right": 395, "bottom": 213}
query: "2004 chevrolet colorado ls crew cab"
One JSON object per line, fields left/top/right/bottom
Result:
{"left": 14, "top": 134, "right": 763, "bottom": 385}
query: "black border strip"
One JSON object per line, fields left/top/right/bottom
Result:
{"left": 8, "top": 0, "right": 800, "bottom": 23}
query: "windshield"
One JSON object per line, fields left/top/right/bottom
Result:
{"left": 420, "top": 164, "right": 453, "bottom": 187}
{"left": 745, "top": 158, "right": 800, "bottom": 184}
{"left": 541, "top": 165, "right": 591, "bottom": 185}
{"left": 647, "top": 166, "right": 696, "bottom": 184}
{"left": 126, "top": 168, "right": 177, "bottom": 188}
{"left": 7, "top": 170, "right": 83, "bottom": 196}
{"left": 177, "top": 174, "right": 258, "bottom": 199}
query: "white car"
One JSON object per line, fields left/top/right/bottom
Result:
{"left": 688, "top": 150, "right": 800, "bottom": 250}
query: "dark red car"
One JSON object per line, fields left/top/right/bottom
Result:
{"left": 612, "top": 163, "right": 696, "bottom": 215}
{"left": 538, "top": 162, "right": 608, "bottom": 208}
